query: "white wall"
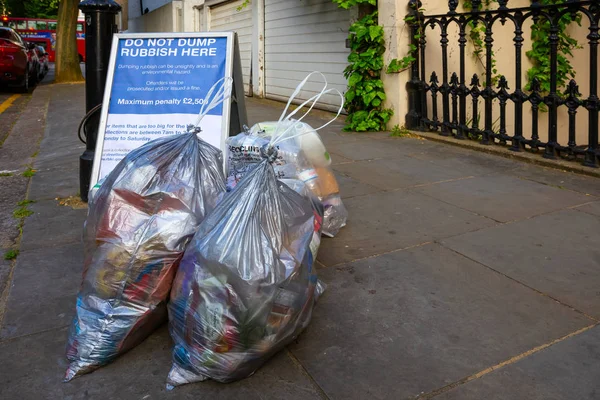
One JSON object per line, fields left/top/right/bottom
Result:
{"left": 128, "top": 0, "right": 201, "bottom": 33}
{"left": 138, "top": 2, "right": 174, "bottom": 32}
{"left": 140, "top": 0, "right": 173, "bottom": 14}
{"left": 183, "top": 0, "right": 204, "bottom": 32}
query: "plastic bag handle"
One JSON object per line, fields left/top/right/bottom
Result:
{"left": 271, "top": 88, "right": 327, "bottom": 140}
{"left": 270, "top": 74, "right": 333, "bottom": 145}
{"left": 277, "top": 71, "right": 328, "bottom": 124}
{"left": 270, "top": 88, "right": 344, "bottom": 147}
{"left": 192, "top": 77, "right": 233, "bottom": 128}
{"left": 312, "top": 89, "right": 345, "bottom": 131}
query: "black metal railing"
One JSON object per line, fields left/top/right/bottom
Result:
{"left": 405, "top": 0, "right": 600, "bottom": 168}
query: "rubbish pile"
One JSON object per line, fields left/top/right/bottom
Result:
{"left": 65, "top": 73, "right": 347, "bottom": 388}
{"left": 226, "top": 119, "right": 347, "bottom": 237}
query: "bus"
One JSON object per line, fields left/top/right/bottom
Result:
{"left": 0, "top": 15, "right": 86, "bottom": 62}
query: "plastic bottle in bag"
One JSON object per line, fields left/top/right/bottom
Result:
{"left": 251, "top": 120, "right": 347, "bottom": 237}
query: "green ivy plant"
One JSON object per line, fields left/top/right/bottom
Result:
{"left": 465, "top": 0, "right": 580, "bottom": 93}
{"left": 341, "top": 11, "right": 393, "bottom": 131}
{"left": 240, "top": 0, "right": 580, "bottom": 132}
{"left": 525, "top": 0, "right": 582, "bottom": 93}
{"left": 333, "top": 0, "right": 375, "bottom": 8}
{"left": 387, "top": 0, "right": 579, "bottom": 94}
{"left": 236, "top": 0, "right": 250, "bottom": 11}
{"left": 463, "top": 0, "right": 500, "bottom": 86}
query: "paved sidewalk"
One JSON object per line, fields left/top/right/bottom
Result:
{"left": 0, "top": 84, "right": 599, "bottom": 399}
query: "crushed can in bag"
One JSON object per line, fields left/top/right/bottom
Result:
{"left": 64, "top": 78, "right": 232, "bottom": 381}
{"left": 167, "top": 151, "right": 325, "bottom": 387}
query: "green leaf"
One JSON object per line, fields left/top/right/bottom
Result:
{"left": 386, "top": 59, "right": 400, "bottom": 73}
{"left": 362, "top": 91, "right": 377, "bottom": 106}
{"left": 348, "top": 73, "right": 363, "bottom": 87}
{"left": 369, "top": 25, "right": 382, "bottom": 41}
{"left": 345, "top": 90, "right": 356, "bottom": 103}
{"left": 355, "top": 26, "right": 368, "bottom": 39}
{"left": 353, "top": 110, "right": 369, "bottom": 120}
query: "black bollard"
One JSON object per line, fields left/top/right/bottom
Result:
{"left": 78, "top": 0, "right": 121, "bottom": 202}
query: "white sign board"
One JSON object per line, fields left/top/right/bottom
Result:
{"left": 91, "top": 32, "right": 236, "bottom": 186}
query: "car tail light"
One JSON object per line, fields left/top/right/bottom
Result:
{"left": 0, "top": 39, "right": 21, "bottom": 54}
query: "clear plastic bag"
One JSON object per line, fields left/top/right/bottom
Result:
{"left": 166, "top": 74, "right": 340, "bottom": 387}
{"left": 64, "top": 79, "right": 231, "bottom": 381}
{"left": 227, "top": 74, "right": 347, "bottom": 236}
{"left": 167, "top": 158, "right": 325, "bottom": 387}
{"left": 248, "top": 120, "right": 348, "bottom": 237}
{"left": 225, "top": 131, "right": 302, "bottom": 190}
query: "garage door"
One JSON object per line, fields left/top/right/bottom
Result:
{"left": 208, "top": 0, "right": 253, "bottom": 95}
{"left": 264, "top": 0, "right": 350, "bottom": 110}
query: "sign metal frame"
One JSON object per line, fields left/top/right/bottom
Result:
{"left": 90, "top": 31, "right": 239, "bottom": 187}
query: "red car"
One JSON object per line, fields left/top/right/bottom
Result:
{"left": 0, "top": 26, "right": 38, "bottom": 91}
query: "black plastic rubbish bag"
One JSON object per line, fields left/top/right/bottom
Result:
{"left": 166, "top": 155, "right": 325, "bottom": 387}
{"left": 64, "top": 131, "right": 226, "bottom": 381}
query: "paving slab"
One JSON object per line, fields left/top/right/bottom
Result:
{"left": 19, "top": 199, "right": 85, "bottom": 251}
{"left": 34, "top": 139, "right": 85, "bottom": 170}
{"left": 390, "top": 139, "right": 480, "bottom": 161}
{"left": 0, "top": 325, "right": 324, "bottom": 400}
{"left": 32, "top": 84, "right": 84, "bottom": 172}
{"left": 329, "top": 152, "right": 352, "bottom": 165}
{"left": 424, "top": 150, "right": 522, "bottom": 177}
{"left": 246, "top": 98, "right": 285, "bottom": 123}
{"left": 506, "top": 162, "right": 600, "bottom": 198}
{"left": 291, "top": 243, "right": 592, "bottom": 400}
{"left": 0, "top": 257, "right": 11, "bottom": 302}
{"left": 441, "top": 209, "right": 600, "bottom": 318}
{"left": 0, "top": 242, "right": 83, "bottom": 340}
{"left": 334, "top": 171, "right": 381, "bottom": 199}
{"left": 28, "top": 159, "right": 80, "bottom": 201}
{"left": 574, "top": 201, "right": 600, "bottom": 217}
{"left": 317, "top": 131, "right": 368, "bottom": 148}
{"left": 325, "top": 137, "right": 427, "bottom": 161}
{"left": 415, "top": 174, "right": 592, "bottom": 223}
{"left": 0, "top": 86, "right": 50, "bottom": 171}
{"left": 333, "top": 157, "right": 471, "bottom": 191}
{"left": 337, "top": 130, "right": 391, "bottom": 140}
{"left": 44, "top": 84, "right": 85, "bottom": 124}
{"left": 436, "top": 325, "right": 600, "bottom": 400}
{"left": 317, "top": 189, "right": 496, "bottom": 266}
{"left": 0, "top": 174, "right": 28, "bottom": 248}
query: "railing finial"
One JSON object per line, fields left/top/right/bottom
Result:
{"left": 448, "top": 0, "right": 458, "bottom": 14}
{"left": 408, "top": 0, "right": 422, "bottom": 12}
